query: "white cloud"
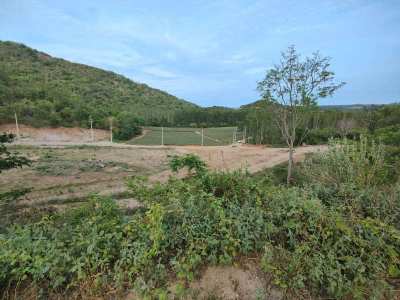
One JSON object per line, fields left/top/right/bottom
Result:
{"left": 222, "top": 53, "right": 255, "bottom": 65}
{"left": 244, "top": 66, "right": 266, "bottom": 75}
{"left": 142, "top": 66, "right": 179, "bottom": 79}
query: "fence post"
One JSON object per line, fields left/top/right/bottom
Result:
{"left": 201, "top": 128, "right": 204, "bottom": 146}
{"left": 14, "top": 111, "right": 20, "bottom": 139}
{"left": 244, "top": 126, "right": 246, "bottom": 144}
{"left": 109, "top": 118, "right": 113, "bottom": 143}
{"left": 161, "top": 127, "right": 164, "bottom": 146}
{"left": 90, "top": 117, "right": 94, "bottom": 142}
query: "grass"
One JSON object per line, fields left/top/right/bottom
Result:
{"left": 129, "top": 126, "right": 237, "bottom": 146}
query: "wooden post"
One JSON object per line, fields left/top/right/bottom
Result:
{"left": 161, "top": 127, "right": 164, "bottom": 146}
{"left": 14, "top": 111, "right": 20, "bottom": 139}
{"left": 201, "top": 128, "right": 204, "bottom": 146}
{"left": 244, "top": 126, "right": 247, "bottom": 144}
{"left": 235, "top": 129, "right": 237, "bottom": 143}
{"left": 109, "top": 118, "right": 113, "bottom": 143}
{"left": 232, "top": 128, "right": 235, "bottom": 144}
{"left": 90, "top": 117, "right": 94, "bottom": 142}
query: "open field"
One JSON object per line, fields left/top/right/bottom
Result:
{"left": 130, "top": 126, "right": 238, "bottom": 145}
{"left": 3, "top": 142, "right": 324, "bottom": 212}
{"left": 1, "top": 124, "right": 239, "bottom": 146}
{"left": 0, "top": 124, "right": 324, "bottom": 211}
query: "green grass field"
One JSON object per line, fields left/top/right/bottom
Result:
{"left": 130, "top": 126, "right": 238, "bottom": 145}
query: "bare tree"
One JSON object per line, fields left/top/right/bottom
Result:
{"left": 257, "top": 46, "right": 345, "bottom": 184}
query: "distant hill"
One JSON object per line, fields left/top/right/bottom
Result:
{"left": 319, "top": 104, "right": 383, "bottom": 111}
{"left": 0, "top": 41, "right": 197, "bottom": 128}
{"left": 240, "top": 100, "right": 385, "bottom": 111}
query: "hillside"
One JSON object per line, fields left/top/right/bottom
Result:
{"left": 0, "top": 41, "right": 197, "bottom": 128}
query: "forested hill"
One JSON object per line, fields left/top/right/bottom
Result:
{"left": 0, "top": 41, "right": 197, "bottom": 128}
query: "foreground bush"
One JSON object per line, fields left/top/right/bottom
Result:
{"left": 300, "top": 137, "right": 400, "bottom": 227}
{"left": 1, "top": 166, "right": 400, "bottom": 299}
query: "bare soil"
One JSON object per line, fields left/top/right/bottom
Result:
{"left": 1, "top": 124, "right": 325, "bottom": 211}
{"left": 0, "top": 123, "right": 109, "bottom": 143}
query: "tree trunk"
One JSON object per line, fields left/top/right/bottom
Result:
{"left": 287, "top": 145, "right": 294, "bottom": 185}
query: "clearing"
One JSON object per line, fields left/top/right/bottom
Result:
{"left": 129, "top": 126, "right": 238, "bottom": 145}
{"left": 1, "top": 124, "right": 324, "bottom": 211}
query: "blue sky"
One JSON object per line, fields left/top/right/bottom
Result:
{"left": 1, "top": 0, "right": 399, "bottom": 107}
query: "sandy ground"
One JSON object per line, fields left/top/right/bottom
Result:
{"left": 1, "top": 124, "right": 325, "bottom": 210}
{"left": 0, "top": 123, "right": 109, "bottom": 142}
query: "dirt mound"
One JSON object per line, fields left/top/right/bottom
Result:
{"left": 0, "top": 123, "right": 109, "bottom": 143}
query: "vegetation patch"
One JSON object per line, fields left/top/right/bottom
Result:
{"left": 1, "top": 138, "right": 399, "bottom": 299}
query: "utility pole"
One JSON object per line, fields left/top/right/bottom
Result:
{"left": 14, "top": 111, "right": 20, "bottom": 139}
{"left": 161, "top": 126, "right": 164, "bottom": 146}
{"left": 89, "top": 117, "right": 94, "bottom": 142}
{"left": 201, "top": 128, "right": 204, "bottom": 146}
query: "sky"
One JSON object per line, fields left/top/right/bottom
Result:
{"left": 1, "top": 0, "right": 399, "bottom": 107}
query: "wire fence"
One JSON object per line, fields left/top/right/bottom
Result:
{"left": 8, "top": 113, "right": 246, "bottom": 146}
{"left": 130, "top": 126, "right": 245, "bottom": 146}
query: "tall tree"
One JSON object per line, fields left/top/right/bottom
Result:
{"left": 257, "top": 46, "right": 345, "bottom": 184}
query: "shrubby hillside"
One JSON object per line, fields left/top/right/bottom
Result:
{"left": 0, "top": 41, "right": 196, "bottom": 128}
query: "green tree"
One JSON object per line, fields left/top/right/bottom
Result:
{"left": 257, "top": 45, "right": 345, "bottom": 184}
{"left": 113, "top": 113, "right": 143, "bottom": 140}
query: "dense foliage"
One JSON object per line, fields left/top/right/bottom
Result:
{"left": 173, "top": 106, "right": 246, "bottom": 127}
{"left": 243, "top": 101, "right": 400, "bottom": 146}
{"left": 1, "top": 138, "right": 399, "bottom": 299}
{"left": 0, "top": 133, "right": 31, "bottom": 229}
{"left": 0, "top": 41, "right": 196, "bottom": 129}
{"left": 111, "top": 113, "right": 143, "bottom": 141}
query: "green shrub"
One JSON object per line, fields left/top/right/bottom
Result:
{"left": 302, "top": 127, "right": 339, "bottom": 145}
{"left": 113, "top": 113, "right": 143, "bottom": 141}
{"left": 301, "top": 127, "right": 368, "bottom": 145}
{"left": 168, "top": 153, "right": 207, "bottom": 175}
{"left": 374, "top": 125, "right": 400, "bottom": 146}
{"left": 299, "top": 137, "right": 400, "bottom": 221}
{"left": 262, "top": 189, "right": 400, "bottom": 298}
{"left": 0, "top": 133, "right": 31, "bottom": 229}
{"left": 1, "top": 154, "right": 399, "bottom": 299}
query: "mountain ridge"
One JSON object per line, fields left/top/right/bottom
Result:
{"left": 0, "top": 41, "right": 197, "bottom": 128}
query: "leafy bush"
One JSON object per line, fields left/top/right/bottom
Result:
{"left": 301, "top": 137, "right": 388, "bottom": 187}
{"left": 303, "top": 127, "right": 368, "bottom": 145}
{"left": 374, "top": 125, "right": 400, "bottom": 146}
{"left": 262, "top": 189, "right": 400, "bottom": 298}
{"left": 1, "top": 153, "right": 399, "bottom": 298}
{"left": 299, "top": 137, "right": 400, "bottom": 227}
{"left": 168, "top": 153, "right": 207, "bottom": 175}
{"left": 0, "top": 133, "right": 31, "bottom": 229}
{"left": 113, "top": 113, "right": 143, "bottom": 140}
{"left": 302, "top": 127, "right": 339, "bottom": 145}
